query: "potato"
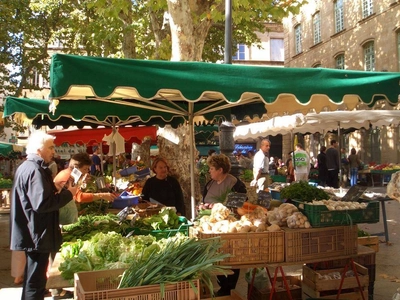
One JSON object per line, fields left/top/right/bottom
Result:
{"left": 239, "top": 225, "right": 251, "bottom": 233}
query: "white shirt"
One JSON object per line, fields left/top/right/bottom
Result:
{"left": 253, "top": 149, "right": 269, "bottom": 178}
{"left": 293, "top": 149, "right": 310, "bottom": 175}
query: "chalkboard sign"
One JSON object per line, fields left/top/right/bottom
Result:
{"left": 225, "top": 192, "right": 247, "bottom": 208}
{"left": 341, "top": 186, "right": 368, "bottom": 202}
{"left": 257, "top": 191, "right": 272, "bottom": 208}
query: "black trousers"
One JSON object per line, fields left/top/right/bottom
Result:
{"left": 217, "top": 268, "right": 240, "bottom": 292}
{"left": 327, "top": 169, "right": 339, "bottom": 188}
{"left": 22, "top": 251, "right": 49, "bottom": 300}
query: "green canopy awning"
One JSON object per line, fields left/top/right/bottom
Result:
{"left": 0, "top": 143, "right": 13, "bottom": 157}
{"left": 4, "top": 97, "right": 228, "bottom": 129}
{"left": 0, "top": 142, "right": 24, "bottom": 157}
{"left": 49, "top": 54, "right": 400, "bottom": 119}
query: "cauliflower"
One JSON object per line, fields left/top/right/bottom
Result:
{"left": 210, "top": 203, "right": 231, "bottom": 221}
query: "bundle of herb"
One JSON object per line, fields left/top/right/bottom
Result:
{"left": 280, "top": 181, "right": 329, "bottom": 202}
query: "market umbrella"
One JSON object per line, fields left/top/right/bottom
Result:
{"left": 8, "top": 54, "right": 400, "bottom": 219}
{"left": 233, "top": 110, "right": 400, "bottom": 139}
{"left": 0, "top": 142, "right": 24, "bottom": 157}
{"left": 0, "top": 143, "right": 14, "bottom": 157}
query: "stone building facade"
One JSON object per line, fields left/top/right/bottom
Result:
{"left": 280, "top": 0, "right": 400, "bottom": 165}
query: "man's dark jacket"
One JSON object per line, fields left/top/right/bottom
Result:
{"left": 10, "top": 154, "right": 73, "bottom": 253}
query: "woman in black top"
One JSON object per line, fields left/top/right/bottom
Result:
{"left": 141, "top": 157, "right": 185, "bottom": 216}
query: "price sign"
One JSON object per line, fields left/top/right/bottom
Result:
{"left": 225, "top": 192, "right": 247, "bottom": 208}
{"left": 341, "top": 186, "right": 367, "bottom": 202}
{"left": 257, "top": 191, "right": 272, "bottom": 208}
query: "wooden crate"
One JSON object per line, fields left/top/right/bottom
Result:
{"left": 247, "top": 275, "right": 302, "bottom": 300}
{"left": 301, "top": 262, "right": 369, "bottom": 300}
{"left": 190, "top": 227, "right": 284, "bottom": 265}
{"left": 284, "top": 225, "right": 358, "bottom": 263}
{"left": 74, "top": 269, "right": 200, "bottom": 300}
{"left": 358, "top": 236, "right": 379, "bottom": 252}
{"left": 302, "top": 284, "right": 368, "bottom": 300}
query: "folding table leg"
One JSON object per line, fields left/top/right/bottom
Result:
{"left": 336, "top": 258, "right": 366, "bottom": 300}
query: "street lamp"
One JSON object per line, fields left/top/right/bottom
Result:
{"left": 224, "top": 0, "right": 232, "bottom": 64}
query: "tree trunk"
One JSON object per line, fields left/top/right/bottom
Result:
{"left": 167, "top": 0, "right": 195, "bottom": 61}
{"left": 158, "top": 125, "right": 201, "bottom": 217}
{"left": 118, "top": 2, "right": 136, "bottom": 58}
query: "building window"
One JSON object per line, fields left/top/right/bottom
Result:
{"left": 29, "top": 68, "right": 40, "bottom": 88}
{"left": 335, "top": 54, "right": 345, "bottom": 69}
{"left": 334, "top": 0, "right": 344, "bottom": 33}
{"left": 364, "top": 41, "right": 375, "bottom": 71}
{"left": 270, "top": 38, "right": 284, "bottom": 61}
{"left": 232, "top": 44, "right": 246, "bottom": 60}
{"left": 313, "top": 63, "right": 322, "bottom": 68}
{"left": 362, "top": 0, "right": 373, "bottom": 18}
{"left": 295, "top": 24, "right": 302, "bottom": 55}
{"left": 313, "top": 12, "right": 321, "bottom": 45}
{"left": 397, "top": 31, "right": 400, "bottom": 71}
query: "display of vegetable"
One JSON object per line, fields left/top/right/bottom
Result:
{"left": 280, "top": 181, "right": 329, "bottom": 202}
{"left": 307, "top": 199, "right": 368, "bottom": 211}
{"left": 196, "top": 203, "right": 276, "bottom": 233}
{"left": 61, "top": 214, "right": 130, "bottom": 242}
{"left": 237, "top": 201, "right": 268, "bottom": 216}
{"left": 133, "top": 207, "right": 180, "bottom": 231}
{"left": 59, "top": 231, "right": 158, "bottom": 281}
{"left": 78, "top": 199, "right": 111, "bottom": 216}
{"left": 118, "top": 234, "right": 230, "bottom": 298}
{"left": 286, "top": 211, "right": 311, "bottom": 229}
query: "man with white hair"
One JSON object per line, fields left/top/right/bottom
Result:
{"left": 10, "top": 131, "right": 77, "bottom": 300}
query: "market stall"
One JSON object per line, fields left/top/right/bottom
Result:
{"left": 234, "top": 110, "right": 400, "bottom": 140}
{"left": 4, "top": 54, "right": 400, "bottom": 219}
{"left": 42, "top": 181, "right": 384, "bottom": 299}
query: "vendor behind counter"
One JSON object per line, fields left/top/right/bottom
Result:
{"left": 141, "top": 157, "right": 185, "bottom": 215}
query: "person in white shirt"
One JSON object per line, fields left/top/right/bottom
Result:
{"left": 293, "top": 143, "right": 310, "bottom": 182}
{"left": 252, "top": 138, "right": 271, "bottom": 192}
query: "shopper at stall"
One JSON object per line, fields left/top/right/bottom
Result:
{"left": 348, "top": 148, "right": 361, "bottom": 186}
{"left": 326, "top": 139, "right": 340, "bottom": 188}
{"left": 293, "top": 143, "right": 310, "bottom": 182}
{"left": 341, "top": 147, "right": 350, "bottom": 186}
{"left": 141, "top": 157, "right": 185, "bottom": 215}
{"left": 201, "top": 153, "right": 246, "bottom": 296}
{"left": 10, "top": 131, "right": 77, "bottom": 300}
{"left": 57, "top": 152, "right": 117, "bottom": 225}
{"left": 252, "top": 138, "right": 271, "bottom": 192}
{"left": 90, "top": 145, "right": 101, "bottom": 175}
{"left": 317, "top": 146, "right": 328, "bottom": 186}
{"left": 285, "top": 151, "right": 295, "bottom": 183}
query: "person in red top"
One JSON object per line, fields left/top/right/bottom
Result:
{"left": 57, "top": 152, "right": 116, "bottom": 225}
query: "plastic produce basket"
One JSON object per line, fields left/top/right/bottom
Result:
{"left": 112, "top": 191, "right": 140, "bottom": 209}
{"left": 292, "top": 199, "right": 379, "bottom": 227}
{"left": 74, "top": 268, "right": 200, "bottom": 300}
{"left": 271, "top": 175, "right": 286, "bottom": 183}
{"left": 127, "top": 216, "right": 192, "bottom": 240}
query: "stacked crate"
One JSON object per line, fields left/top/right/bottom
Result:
{"left": 301, "top": 262, "right": 369, "bottom": 299}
